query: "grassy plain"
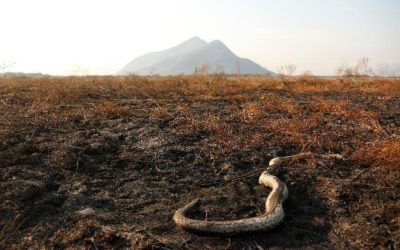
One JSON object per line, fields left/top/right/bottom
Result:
{"left": 0, "top": 75, "right": 399, "bottom": 249}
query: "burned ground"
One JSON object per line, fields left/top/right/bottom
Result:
{"left": 0, "top": 76, "right": 399, "bottom": 249}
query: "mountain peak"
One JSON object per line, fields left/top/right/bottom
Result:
{"left": 209, "top": 39, "right": 224, "bottom": 45}
{"left": 187, "top": 36, "right": 206, "bottom": 43}
{"left": 180, "top": 36, "right": 207, "bottom": 47}
{"left": 118, "top": 37, "right": 274, "bottom": 75}
{"left": 208, "top": 40, "right": 230, "bottom": 50}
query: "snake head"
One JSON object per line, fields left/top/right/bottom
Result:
{"left": 268, "top": 157, "right": 281, "bottom": 166}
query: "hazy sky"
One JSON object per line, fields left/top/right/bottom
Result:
{"left": 1, "top": 0, "right": 399, "bottom": 75}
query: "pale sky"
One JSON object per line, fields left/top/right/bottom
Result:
{"left": 1, "top": 0, "right": 399, "bottom": 75}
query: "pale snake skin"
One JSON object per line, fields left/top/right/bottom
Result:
{"left": 173, "top": 152, "right": 342, "bottom": 235}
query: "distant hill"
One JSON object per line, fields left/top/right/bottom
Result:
{"left": 118, "top": 37, "right": 274, "bottom": 75}
{"left": 0, "top": 72, "right": 50, "bottom": 78}
{"left": 387, "top": 63, "right": 400, "bottom": 76}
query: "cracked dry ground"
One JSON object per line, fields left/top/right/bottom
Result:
{"left": 0, "top": 77, "right": 399, "bottom": 249}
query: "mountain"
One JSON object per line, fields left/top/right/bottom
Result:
{"left": 117, "top": 37, "right": 274, "bottom": 75}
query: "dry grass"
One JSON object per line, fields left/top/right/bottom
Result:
{"left": 1, "top": 74, "right": 399, "bottom": 158}
{"left": 0, "top": 75, "right": 399, "bottom": 249}
{"left": 95, "top": 101, "right": 130, "bottom": 119}
{"left": 351, "top": 137, "right": 400, "bottom": 169}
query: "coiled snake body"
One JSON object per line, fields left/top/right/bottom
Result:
{"left": 173, "top": 152, "right": 342, "bottom": 235}
{"left": 173, "top": 172, "right": 288, "bottom": 235}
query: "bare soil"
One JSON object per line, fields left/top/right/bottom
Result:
{"left": 0, "top": 76, "right": 399, "bottom": 249}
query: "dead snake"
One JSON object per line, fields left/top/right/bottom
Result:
{"left": 173, "top": 152, "right": 342, "bottom": 235}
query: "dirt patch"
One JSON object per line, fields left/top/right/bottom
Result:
{"left": 0, "top": 76, "right": 399, "bottom": 249}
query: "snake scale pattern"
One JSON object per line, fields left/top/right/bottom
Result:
{"left": 173, "top": 152, "right": 343, "bottom": 235}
